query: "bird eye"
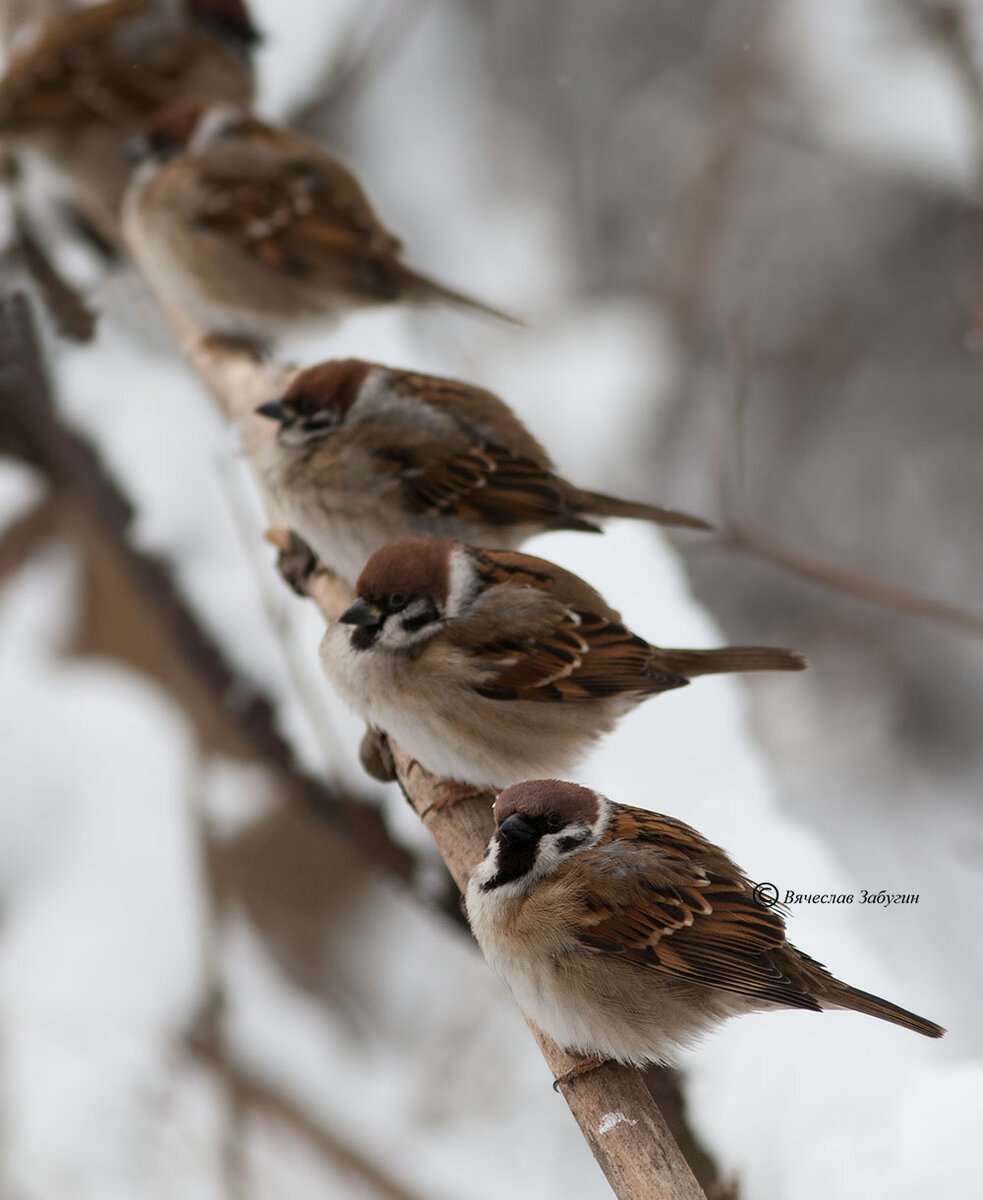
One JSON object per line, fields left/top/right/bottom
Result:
{"left": 290, "top": 395, "right": 321, "bottom": 417}
{"left": 545, "top": 812, "right": 564, "bottom": 832}
{"left": 388, "top": 592, "right": 409, "bottom": 610}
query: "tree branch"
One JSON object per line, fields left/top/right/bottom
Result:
{"left": 122, "top": 260, "right": 710, "bottom": 1198}
{"left": 712, "top": 318, "right": 983, "bottom": 637}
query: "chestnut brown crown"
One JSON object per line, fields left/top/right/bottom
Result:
{"left": 355, "top": 538, "right": 456, "bottom": 610}
{"left": 493, "top": 780, "right": 602, "bottom": 829}
{"left": 282, "top": 359, "right": 374, "bottom": 420}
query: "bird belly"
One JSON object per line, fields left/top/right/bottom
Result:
{"left": 318, "top": 628, "right": 629, "bottom": 787}
{"left": 478, "top": 936, "right": 748, "bottom": 1065}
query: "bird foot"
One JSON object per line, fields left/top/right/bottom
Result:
{"left": 267, "top": 528, "right": 318, "bottom": 595}
{"left": 359, "top": 727, "right": 397, "bottom": 783}
{"left": 201, "top": 331, "right": 269, "bottom": 361}
{"left": 552, "top": 1055, "right": 610, "bottom": 1093}
{"left": 422, "top": 777, "right": 490, "bottom": 815}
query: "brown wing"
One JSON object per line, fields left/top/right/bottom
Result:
{"left": 401, "top": 443, "right": 602, "bottom": 532}
{"left": 192, "top": 132, "right": 405, "bottom": 295}
{"left": 375, "top": 373, "right": 602, "bottom": 530}
{"left": 461, "top": 550, "right": 688, "bottom": 702}
{"left": 567, "top": 806, "right": 821, "bottom": 1010}
{"left": 0, "top": 0, "right": 154, "bottom": 130}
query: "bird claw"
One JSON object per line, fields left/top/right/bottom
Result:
{"left": 552, "top": 1055, "right": 610, "bottom": 1093}
{"left": 201, "top": 330, "right": 268, "bottom": 361}
{"left": 424, "top": 778, "right": 491, "bottom": 814}
{"left": 359, "top": 727, "right": 397, "bottom": 782}
{"left": 269, "top": 529, "right": 318, "bottom": 595}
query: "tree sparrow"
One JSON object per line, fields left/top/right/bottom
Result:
{"left": 319, "top": 538, "right": 808, "bottom": 789}
{"left": 0, "top": 1, "right": 258, "bottom": 232}
{"left": 255, "top": 358, "right": 711, "bottom": 585}
{"left": 122, "top": 100, "right": 516, "bottom": 344}
{"left": 465, "top": 780, "right": 944, "bottom": 1063}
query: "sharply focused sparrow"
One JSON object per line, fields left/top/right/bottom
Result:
{"left": 123, "top": 100, "right": 515, "bottom": 342}
{"left": 319, "top": 537, "right": 807, "bottom": 788}
{"left": 0, "top": 1, "right": 257, "bottom": 230}
{"left": 255, "top": 358, "right": 711, "bottom": 584}
{"left": 466, "top": 780, "right": 944, "bottom": 1063}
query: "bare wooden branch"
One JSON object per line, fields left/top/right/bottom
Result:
{"left": 122, "top": 266, "right": 712, "bottom": 1198}
{"left": 286, "top": 0, "right": 432, "bottom": 139}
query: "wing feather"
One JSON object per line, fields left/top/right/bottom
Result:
{"left": 458, "top": 551, "right": 687, "bottom": 702}
{"left": 564, "top": 807, "right": 822, "bottom": 1010}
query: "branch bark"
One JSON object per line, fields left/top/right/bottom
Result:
{"left": 139, "top": 321, "right": 709, "bottom": 1195}
{"left": 124, "top": 214, "right": 709, "bottom": 1200}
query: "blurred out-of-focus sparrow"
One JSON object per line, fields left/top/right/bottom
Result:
{"left": 465, "top": 780, "right": 944, "bottom": 1062}
{"left": 0, "top": 0, "right": 258, "bottom": 228}
{"left": 122, "top": 100, "right": 516, "bottom": 343}
{"left": 319, "top": 538, "right": 807, "bottom": 789}
{"left": 255, "top": 358, "right": 711, "bottom": 584}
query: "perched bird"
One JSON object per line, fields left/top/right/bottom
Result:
{"left": 122, "top": 100, "right": 515, "bottom": 343}
{"left": 255, "top": 358, "right": 711, "bottom": 584}
{"left": 466, "top": 780, "right": 944, "bottom": 1063}
{"left": 0, "top": 0, "right": 258, "bottom": 233}
{"left": 320, "top": 537, "right": 807, "bottom": 789}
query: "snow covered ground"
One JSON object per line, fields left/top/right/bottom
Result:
{"left": 1, "top": 1, "right": 979, "bottom": 1197}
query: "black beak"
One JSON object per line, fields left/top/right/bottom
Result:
{"left": 497, "top": 814, "right": 537, "bottom": 847}
{"left": 256, "top": 399, "right": 291, "bottom": 423}
{"left": 339, "top": 599, "right": 384, "bottom": 628}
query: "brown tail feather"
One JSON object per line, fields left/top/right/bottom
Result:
{"left": 579, "top": 489, "right": 713, "bottom": 532}
{"left": 400, "top": 266, "right": 522, "bottom": 326}
{"left": 659, "top": 646, "right": 809, "bottom": 676}
{"left": 826, "top": 983, "right": 945, "bottom": 1039}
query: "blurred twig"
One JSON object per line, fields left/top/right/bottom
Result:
{"left": 0, "top": 291, "right": 415, "bottom": 880}
{"left": 287, "top": 0, "right": 431, "bottom": 139}
{"left": 714, "top": 320, "right": 983, "bottom": 638}
{"left": 187, "top": 767, "right": 431, "bottom": 1200}
{"left": 912, "top": 1, "right": 983, "bottom": 194}
{"left": 0, "top": 492, "right": 60, "bottom": 584}
{"left": 187, "top": 990, "right": 437, "bottom": 1200}
{"left": 1, "top": 153, "right": 97, "bottom": 343}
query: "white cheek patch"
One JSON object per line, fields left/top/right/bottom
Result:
{"left": 190, "top": 103, "right": 243, "bottom": 151}
{"left": 445, "top": 545, "right": 477, "bottom": 617}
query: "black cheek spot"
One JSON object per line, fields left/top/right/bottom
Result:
{"left": 556, "top": 834, "right": 586, "bottom": 854}
{"left": 400, "top": 602, "right": 440, "bottom": 635}
{"left": 350, "top": 625, "right": 381, "bottom": 651}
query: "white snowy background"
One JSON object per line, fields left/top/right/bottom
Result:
{"left": 1, "top": 1, "right": 981, "bottom": 1197}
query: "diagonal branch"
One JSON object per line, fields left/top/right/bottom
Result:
{"left": 713, "top": 320, "right": 983, "bottom": 637}
{"left": 123, "top": 264, "right": 710, "bottom": 1197}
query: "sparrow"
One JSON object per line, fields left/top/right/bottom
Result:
{"left": 319, "top": 537, "right": 808, "bottom": 789}
{"left": 465, "top": 780, "right": 945, "bottom": 1064}
{"left": 254, "top": 358, "right": 711, "bottom": 585}
{"left": 122, "top": 100, "right": 516, "bottom": 344}
{"left": 0, "top": 1, "right": 258, "bottom": 233}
